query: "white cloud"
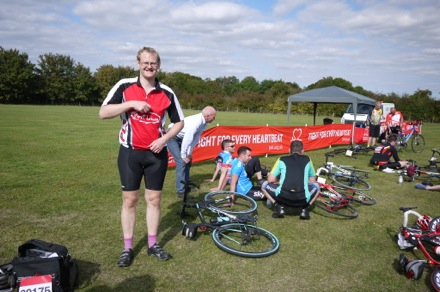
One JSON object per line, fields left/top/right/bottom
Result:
{"left": 0, "top": 0, "right": 439, "bottom": 96}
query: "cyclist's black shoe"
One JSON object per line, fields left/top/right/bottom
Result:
{"left": 117, "top": 249, "right": 133, "bottom": 267}
{"left": 148, "top": 244, "right": 170, "bottom": 260}
{"left": 272, "top": 203, "right": 284, "bottom": 218}
{"left": 300, "top": 207, "right": 310, "bottom": 220}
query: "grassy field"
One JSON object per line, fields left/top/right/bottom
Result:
{"left": 0, "top": 105, "right": 439, "bottom": 292}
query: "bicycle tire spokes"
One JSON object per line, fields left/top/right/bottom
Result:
{"left": 314, "top": 194, "right": 358, "bottom": 218}
{"left": 333, "top": 173, "right": 371, "bottom": 191}
{"left": 411, "top": 134, "right": 425, "bottom": 153}
{"left": 212, "top": 224, "right": 280, "bottom": 258}
{"left": 204, "top": 191, "right": 257, "bottom": 215}
{"left": 335, "top": 187, "right": 376, "bottom": 205}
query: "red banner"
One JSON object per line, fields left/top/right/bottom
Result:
{"left": 168, "top": 124, "right": 370, "bottom": 167}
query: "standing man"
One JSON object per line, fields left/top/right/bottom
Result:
{"left": 229, "top": 146, "right": 266, "bottom": 201}
{"left": 99, "top": 47, "right": 184, "bottom": 266}
{"left": 168, "top": 106, "right": 217, "bottom": 198}
{"left": 261, "top": 140, "right": 319, "bottom": 220}
{"left": 386, "top": 107, "right": 404, "bottom": 135}
{"left": 366, "top": 101, "right": 383, "bottom": 148}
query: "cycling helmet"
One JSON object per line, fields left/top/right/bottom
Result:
{"left": 416, "top": 215, "right": 432, "bottom": 231}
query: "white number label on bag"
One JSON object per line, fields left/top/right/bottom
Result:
{"left": 19, "top": 275, "right": 52, "bottom": 292}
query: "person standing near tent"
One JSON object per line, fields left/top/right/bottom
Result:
{"left": 366, "top": 101, "right": 383, "bottom": 148}
{"left": 385, "top": 107, "right": 404, "bottom": 135}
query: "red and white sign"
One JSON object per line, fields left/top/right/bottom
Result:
{"left": 19, "top": 275, "right": 52, "bottom": 292}
{"left": 168, "top": 124, "right": 370, "bottom": 167}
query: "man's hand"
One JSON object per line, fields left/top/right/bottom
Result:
{"left": 131, "top": 100, "right": 151, "bottom": 113}
{"left": 149, "top": 137, "right": 166, "bottom": 153}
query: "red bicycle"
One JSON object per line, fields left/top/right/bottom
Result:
{"left": 397, "top": 207, "right": 440, "bottom": 291}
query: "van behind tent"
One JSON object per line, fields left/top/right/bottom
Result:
{"left": 341, "top": 102, "right": 394, "bottom": 126}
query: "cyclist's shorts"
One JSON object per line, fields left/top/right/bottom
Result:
{"left": 117, "top": 145, "right": 168, "bottom": 191}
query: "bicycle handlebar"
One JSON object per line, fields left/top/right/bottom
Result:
{"left": 399, "top": 207, "right": 423, "bottom": 228}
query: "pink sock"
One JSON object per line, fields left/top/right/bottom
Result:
{"left": 148, "top": 235, "right": 157, "bottom": 248}
{"left": 124, "top": 237, "right": 133, "bottom": 250}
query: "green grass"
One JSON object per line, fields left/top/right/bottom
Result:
{"left": 1, "top": 105, "right": 439, "bottom": 292}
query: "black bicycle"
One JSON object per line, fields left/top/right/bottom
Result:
{"left": 178, "top": 182, "right": 280, "bottom": 258}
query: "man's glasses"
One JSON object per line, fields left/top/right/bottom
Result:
{"left": 140, "top": 61, "right": 159, "bottom": 68}
{"left": 228, "top": 145, "right": 235, "bottom": 148}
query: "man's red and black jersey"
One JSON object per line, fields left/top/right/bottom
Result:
{"left": 102, "top": 77, "right": 184, "bottom": 150}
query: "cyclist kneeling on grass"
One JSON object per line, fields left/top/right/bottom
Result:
{"left": 370, "top": 134, "right": 408, "bottom": 173}
{"left": 261, "top": 140, "right": 319, "bottom": 220}
{"left": 229, "top": 146, "right": 267, "bottom": 202}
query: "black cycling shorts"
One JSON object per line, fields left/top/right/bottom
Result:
{"left": 117, "top": 145, "right": 168, "bottom": 191}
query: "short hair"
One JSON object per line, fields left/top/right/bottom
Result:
{"left": 290, "top": 140, "right": 304, "bottom": 154}
{"left": 137, "top": 47, "right": 161, "bottom": 64}
{"left": 387, "top": 134, "right": 397, "bottom": 143}
{"left": 221, "top": 139, "right": 234, "bottom": 150}
{"left": 237, "top": 146, "right": 251, "bottom": 156}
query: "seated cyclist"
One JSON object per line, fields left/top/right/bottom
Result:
{"left": 229, "top": 146, "right": 266, "bottom": 201}
{"left": 207, "top": 139, "right": 234, "bottom": 184}
{"left": 261, "top": 140, "right": 319, "bottom": 220}
{"left": 370, "top": 134, "right": 408, "bottom": 173}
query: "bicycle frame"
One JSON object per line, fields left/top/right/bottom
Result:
{"left": 397, "top": 207, "right": 440, "bottom": 289}
{"left": 313, "top": 170, "right": 359, "bottom": 218}
{"left": 395, "top": 121, "right": 425, "bottom": 153}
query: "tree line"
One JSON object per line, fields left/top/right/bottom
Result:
{"left": 1, "top": 46, "right": 439, "bottom": 122}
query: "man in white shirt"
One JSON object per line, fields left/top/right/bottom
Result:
{"left": 168, "top": 106, "right": 217, "bottom": 198}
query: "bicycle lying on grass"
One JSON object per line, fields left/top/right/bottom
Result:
{"left": 178, "top": 182, "right": 280, "bottom": 258}
{"left": 395, "top": 121, "right": 425, "bottom": 153}
{"left": 321, "top": 152, "right": 372, "bottom": 191}
{"left": 396, "top": 207, "right": 440, "bottom": 291}
{"left": 313, "top": 168, "right": 376, "bottom": 219}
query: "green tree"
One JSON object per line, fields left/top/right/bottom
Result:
{"left": 0, "top": 47, "right": 37, "bottom": 103}
{"left": 94, "top": 65, "right": 137, "bottom": 102}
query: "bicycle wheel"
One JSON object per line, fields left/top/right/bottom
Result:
{"left": 313, "top": 193, "right": 358, "bottom": 218}
{"left": 411, "top": 134, "right": 425, "bottom": 153}
{"left": 204, "top": 191, "right": 257, "bottom": 215}
{"left": 211, "top": 223, "right": 280, "bottom": 258}
{"left": 332, "top": 173, "right": 371, "bottom": 191}
{"left": 334, "top": 187, "right": 376, "bottom": 205}
{"left": 430, "top": 268, "right": 440, "bottom": 292}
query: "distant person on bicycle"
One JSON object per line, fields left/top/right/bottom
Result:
{"left": 370, "top": 134, "right": 408, "bottom": 173}
{"left": 229, "top": 146, "right": 266, "bottom": 201}
{"left": 366, "top": 101, "right": 383, "bottom": 148}
{"left": 261, "top": 140, "right": 319, "bottom": 220}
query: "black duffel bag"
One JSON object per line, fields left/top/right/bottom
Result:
{"left": 11, "top": 239, "right": 79, "bottom": 292}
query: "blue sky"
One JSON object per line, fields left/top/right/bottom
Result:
{"left": 1, "top": 0, "right": 439, "bottom": 98}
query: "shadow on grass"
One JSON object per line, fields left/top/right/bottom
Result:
{"left": 84, "top": 274, "right": 155, "bottom": 292}
{"left": 76, "top": 259, "right": 100, "bottom": 289}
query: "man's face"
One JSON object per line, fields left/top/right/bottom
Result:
{"left": 205, "top": 112, "right": 216, "bottom": 123}
{"left": 137, "top": 52, "right": 159, "bottom": 80}
{"left": 390, "top": 108, "right": 396, "bottom": 115}
{"left": 241, "top": 150, "right": 252, "bottom": 163}
{"left": 226, "top": 143, "right": 235, "bottom": 154}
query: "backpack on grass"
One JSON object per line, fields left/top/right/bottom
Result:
{"left": 11, "top": 239, "right": 79, "bottom": 292}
